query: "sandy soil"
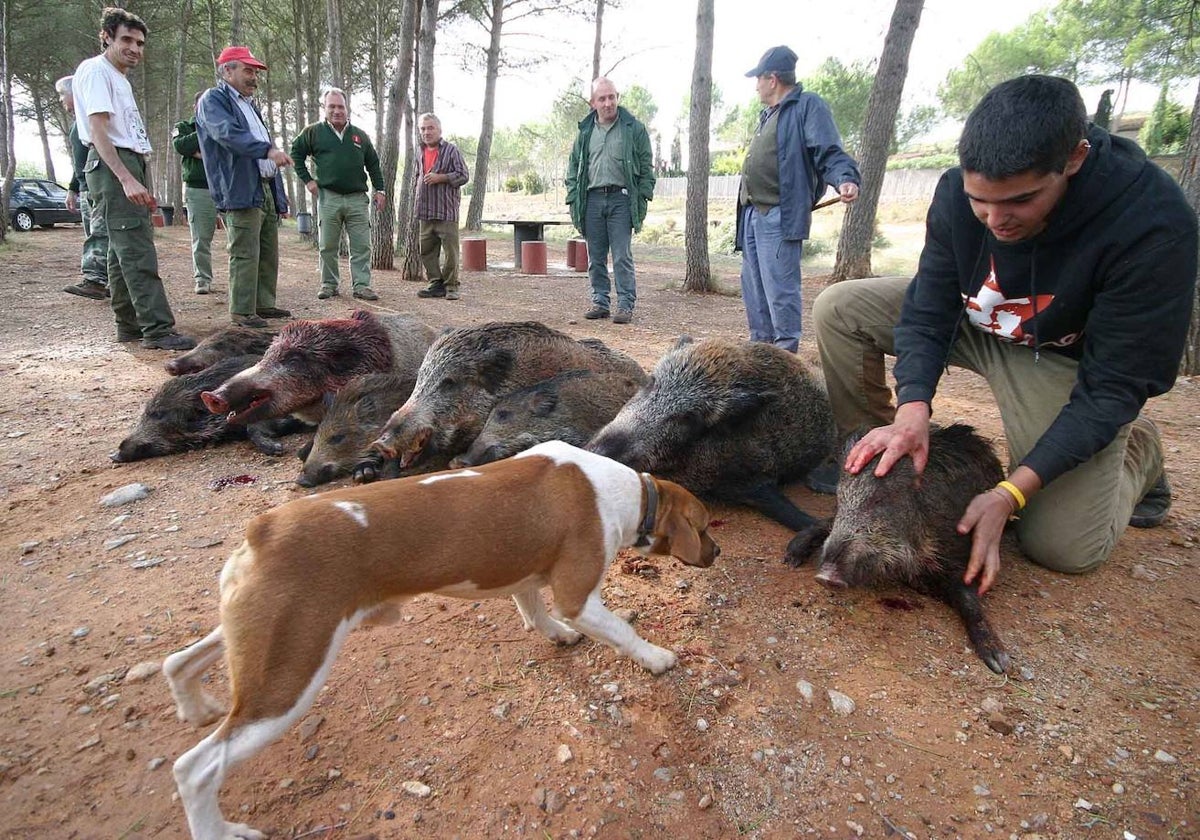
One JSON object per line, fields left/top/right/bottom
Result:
{"left": 0, "top": 224, "right": 1196, "bottom": 840}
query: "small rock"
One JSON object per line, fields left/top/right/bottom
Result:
{"left": 1130, "top": 563, "right": 1158, "bottom": 581}
{"left": 184, "top": 536, "right": 224, "bottom": 549}
{"left": 147, "top": 757, "right": 166, "bottom": 771}
{"left": 986, "top": 715, "right": 1014, "bottom": 736}
{"left": 19, "top": 541, "right": 40, "bottom": 555}
{"left": 104, "top": 534, "right": 138, "bottom": 551}
{"left": 543, "top": 789, "right": 566, "bottom": 814}
{"left": 695, "top": 718, "right": 709, "bottom": 732}
{"left": 557, "top": 744, "right": 573, "bottom": 764}
{"left": 846, "top": 821, "right": 864, "bottom": 837}
{"left": 492, "top": 702, "right": 510, "bottom": 720}
{"left": 401, "top": 780, "right": 431, "bottom": 798}
{"left": 84, "top": 672, "right": 116, "bottom": 693}
{"left": 1059, "top": 745, "right": 1075, "bottom": 762}
{"left": 653, "top": 767, "right": 675, "bottom": 783}
{"left": 698, "top": 793, "right": 713, "bottom": 809}
{"left": 675, "top": 579, "right": 690, "bottom": 591}
{"left": 1112, "top": 782, "right": 1125, "bottom": 794}
{"left": 980, "top": 696, "right": 1003, "bottom": 714}
{"left": 601, "top": 682, "right": 620, "bottom": 695}
{"left": 72, "top": 626, "right": 91, "bottom": 640}
{"left": 1153, "top": 749, "right": 1177, "bottom": 764}
{"left": 304, "top": 745, "right": 319, "bottom": 761}
{"left": 298, "top": 715, "right": 324, "bottom": 741}
{"left": 124, "top": 661, "right": 161, "bottom": 683}
{"left": 76, "top": 735, "right": 101, "bottom": 752}
{"left": 1074, "top": 798, "right": 1093, "bottom": 811}
{"left": 827, "top": 689, "right": 855, "bottom": 716}
{"left": 1019, "top": 666, "right": 1035, "bottom": 681}
{"left": 795, "top": 680, "right": 814, "bottom": 703}
{"left": 973, "top": 784, "right": 990, "bottom": 796}
{"left": 130, "top": 557, "right": 165, "bottom": 570}
{"left": 100, "top": 483, "right": 151, "bottom": 508}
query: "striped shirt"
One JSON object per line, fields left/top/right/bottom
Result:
{"left": 415, "top": 139, "right": 469, "bottom": 222}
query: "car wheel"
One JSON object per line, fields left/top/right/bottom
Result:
{"left": 13, "top": 209, "right": 34, "bottom": 232}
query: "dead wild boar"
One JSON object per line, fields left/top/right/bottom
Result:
{"left": 453, "top": 369, "right": 644, "bottom": 467}
{"left": 200, "top": 310, "right": 436, "bottom": 426}
{"left": 783, "top": 424, "right": 1011, "bottom": 674}
{"left": 296, "top": 371, "right": 417, "bottom": 487}
{"left": 164, "top": 325, "right": 277, "bottom": 376}
{"left": 588, "top": 337, "right": 835, "bottom": 530}
{"left": 361, "top": 322, "right": 645, "bottom": 479}
{"left": 113, "top": 355, "right": 305, "bottom": 462}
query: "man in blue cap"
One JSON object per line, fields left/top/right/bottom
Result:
{"left": 735, "top": 45, "right": 860, "bottom": 353}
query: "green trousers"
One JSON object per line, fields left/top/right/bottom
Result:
{"left": 78, "top": 190, "right": 109, "bottom": 286}
{"left": 317, "top": 188, "right": 372, "bottom": 291}
{"left": 419, "top": 218, "right": 460, "bottom": 290}
{"left": 225, "top": 185, "right": 279, "bottom": 317}
{"left": 811, "top": 275, "right": 1162, "bottom": 575}
{"left": 185, "top": 186, "right": 218, "bottom": 289}
{"left": 83, "top": 148, "right": 177, "bottom": 340}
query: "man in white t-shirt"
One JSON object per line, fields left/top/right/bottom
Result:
{"left": 72, "top": 6, "right": 193, "bottom": 351}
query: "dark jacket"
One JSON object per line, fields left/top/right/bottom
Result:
{"left": 171, "top": 116, "right": 209, "bottom": 189}
{"left": 195, "top": 81, "right": 288, "bottom": 213}
{"left": 734, "top": 85, "right": 860, "bottom": 250}
{"left": 565, "top": 106, "right": 655, "bottom": 233}
{"left": 894, "top": 125, "right": 1198, "bottom": 486}
{"left": 67, "top": 122, "right": 88, "bottom": 194}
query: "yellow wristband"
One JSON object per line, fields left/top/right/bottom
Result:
{"left": 996, "top": 480, "right": 1027, "bottom": 511}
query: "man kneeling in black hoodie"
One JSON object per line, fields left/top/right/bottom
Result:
{"left": 809, "top": 74, "right": 1197, "bottom": 595}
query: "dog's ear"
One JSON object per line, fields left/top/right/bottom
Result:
{"left": 654, "top": 479, "right": 707, "bottom": 567}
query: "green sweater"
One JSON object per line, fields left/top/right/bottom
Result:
{"left": 291, "top": 121, "right": 385, "bottom": 195}
{"left": 172, "top": 117, "right": 209, "bottom": 188}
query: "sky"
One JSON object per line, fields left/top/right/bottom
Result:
{"left": 16, "top": 0, "right": 1168, "bottom": 176}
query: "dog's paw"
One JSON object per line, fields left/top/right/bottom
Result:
{"left": 177, "top": 691, "right": 225, "bottom": 727}
{"left": 633, "top": 644, "right": 678, "bottom": 675}
{"left": 545, "top": 623, "right": 583, "bottom": 645}
{"left": 222, "top": 821, "right": 266, "bottom": 840}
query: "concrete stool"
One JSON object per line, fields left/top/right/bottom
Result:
{"left": 574, "top": 240, "right": 588, "bottom": 272}
{"left": 520, "top": 240, "right": 548, "bottom": 275}
{"left": 462, "top": 237, "right": 487, "bottom": 271}
{"left": 566, "top": 238, "right": 580, "bottom": 268}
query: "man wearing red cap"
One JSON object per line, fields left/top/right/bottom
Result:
{"left": 196, "top": 46, "right": 293, "bottom": 329}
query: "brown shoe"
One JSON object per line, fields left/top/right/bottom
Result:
{"left": 353, "top": 288, "right": 380, "bottom": 301}
{"left": 317, "top": 286, "right": 339, "bottom": 300}
{"left": 256, "top": 307, "right": 292, "bottom": 319}
{"left": 63, "top": 280, "right": 108, "bottom": 300}
{"left": 417, "top": 283, "right": 446, "bottom": 299}
{"left": 445, "top": 288, "right": 460, "bottom": 301}
{"left": 232, "top": 313, "right": 270, "bottom": 328}
{"left": 584, "top": 305, "right": 610, "bottom": 320}
{"left": 612, "top": 308, "right": 633, "bottom": 324}
{"left": 140, "top": 332, "right": 197, "bottom": 351}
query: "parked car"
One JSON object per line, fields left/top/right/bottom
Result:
{"left": 7, "top": 178, "right": 82, "bottom": 231}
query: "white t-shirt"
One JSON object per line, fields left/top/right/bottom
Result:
{"left": 72, "top": 54, "right": 152, "bottom": 154}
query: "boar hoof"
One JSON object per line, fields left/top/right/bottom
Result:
{"left": 783, "top": 524, "right": 830, "bottom": 567}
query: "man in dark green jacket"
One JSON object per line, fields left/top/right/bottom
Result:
{"left": 57, "top": 74, "right": 109, "bottom": 300}
{"left": 173, "top": 92, "right": 219, "bottom": 294}
{"left": 565, "top": 77, "right": 655, "bottom": 324}
{"left": 291, "top": 88, "right": 386, "bottom": 301}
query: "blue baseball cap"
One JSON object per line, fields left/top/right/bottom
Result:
{"left": 745, "top": 45, "right": 798, "bottom": 77}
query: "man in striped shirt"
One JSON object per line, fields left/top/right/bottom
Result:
{"left": 415, "top": 113, "right": 470, "bottom": 300}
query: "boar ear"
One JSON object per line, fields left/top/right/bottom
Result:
{"left": 321, "top": 390, "right": 337, "bottom": 411}
{"left": 673, "top": 334, "right": 694, "bottom": 350}
{"left": 478, "top": 348, "right": 516, "bottom": 393}
{"left": 722, "top": 388, "right": 771, "bottom": 422}
{"left": 527, "top": 388, "right": 559, "bottom": 417}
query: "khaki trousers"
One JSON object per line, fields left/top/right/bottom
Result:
{"left": 225, "top": 185, "right": 279, "bottom": 317}
{"left": 811, "top": 275, "right": 1162, "bottom": 574}
{"left": 419, "top": 219, "right": 461, "bottom": 290}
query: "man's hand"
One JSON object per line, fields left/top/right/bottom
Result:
{"left": 373, "top": 192, "right": 386, "bottom": 211}
{"left": 305, "top": 180, "right": 319, "bottom": 196}
{"left": 845, "top": 401, "right": 931, "bottom": 478}
{"left": 839, "top": 182, "right": 860, "bottom": 203}
{"left": 267, "top": 147, "right": 293, "bottom": 168}
{"left": 422, "top": 172, "right": 446, "bottom": 185}
{"left": 120, "top": 175, "right": 156, "bottom": 209}
{"left": 957, "top": 490, "right": 1012, "bottom": 595}
{"left": 66, "top": 191, "right": 78, "bottom": 212}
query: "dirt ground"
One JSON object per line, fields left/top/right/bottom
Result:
{"left": 0, "top": 224, "right": 1196, "bottom": 840}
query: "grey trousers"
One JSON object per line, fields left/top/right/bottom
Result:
{"left": 811, "top": 275, "right": 1162, "bottom": 574}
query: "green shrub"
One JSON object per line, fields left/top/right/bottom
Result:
{"left": 886, "top": 153, "right": 957, "bottom": 171}
{"left": 503, "top": 175, "right": 522, "bottom": 193}
{"left": 521, "top": 171, "right": 545, "bottom": 194}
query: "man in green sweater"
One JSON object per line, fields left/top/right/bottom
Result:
{"left": 57, "top": 74, "right": 109, "bottom": 300}
{"left": 173, "top": 92, "right": 219, "bottom": 294}
{"left": 291, "top": 88, "right": 386, "bottom": 301}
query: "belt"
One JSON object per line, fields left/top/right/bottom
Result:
{"left": 589, "top": 185, "right": 626, "bottom": 194}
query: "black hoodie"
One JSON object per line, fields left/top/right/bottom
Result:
{"left": 893, "top": 125, "right": 1198, "bottom": 486}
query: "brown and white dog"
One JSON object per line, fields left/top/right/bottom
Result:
{"left": 163, "top": 440, "right": 718, "bottom": 840}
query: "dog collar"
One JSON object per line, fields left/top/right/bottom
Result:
{"left": 637, "top": 473, "right": 658, "bottom": 538}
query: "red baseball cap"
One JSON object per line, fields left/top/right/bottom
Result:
{"left": 216, "top": 46, "right": 267, "bottom": 70}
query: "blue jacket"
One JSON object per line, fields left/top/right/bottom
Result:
{"left": 196, "top": 81, "right": 288, "bottom": 214}
{"left": 735, "top": 85, "right": 859, "bottom": 250}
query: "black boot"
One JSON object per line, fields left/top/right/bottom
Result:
{"left": 1129, "top": 473, "right": 1171, "bottom": 529}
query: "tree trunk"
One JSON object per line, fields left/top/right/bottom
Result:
{"left": 372, "top": 0, "right": 418, "bottom": 271}
{"left": 32, "top": 88, "right": 55, "bottom": 182}
{"left": 832, "top": 0, "right": 924, "bottom": 282}
{"left": 0, "top": 0, "right": 14, "bottom": 243}
{"left": 230, "top": 0, "right": 243, "bottom": 43}
{"left": 290, "top": 0, "right": 309, "bottom": 216}
{"left": 418, "top": 0, "right": 437, "bottom": 111}
{"left": 683, "top": 0, "right": 714, "bottom": 292}
{"left": 591, "top": 0, "right": 604, "bottom": 82}
{"left": 325, "top": 0, "right": 344, "bottom": 92}
{"left": 171, "top": 0, "right": 194, "bottom": 213}
{"left": 1179, "top": 76, "right": 1200, "bottom": 375}
{"left": 464, "top": 0, "right": 504, "bottom": 231}
{"left": 206, "top": 0, "right": 220, "bottom": 63}
{"left": 399, "top": 0, "right": 436, "bottom": 280}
